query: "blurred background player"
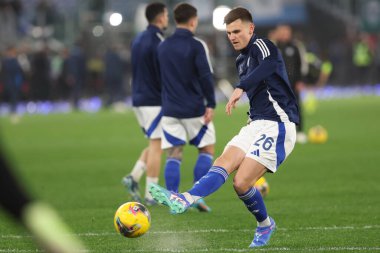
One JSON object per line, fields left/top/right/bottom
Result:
{"left": 122, "top": 2, "right": 168, "bottom": 205}
{"left": 274, "top": 24, "right": 306, "bottom": 143}
{"left": 157, "top": 3, "right": 216, "bottom": 212}
{"left": 66, "top": 41, "right": 86, "bottom": 110}
{"left": 1, "top": 46, "right": 24, "bottom": 124}
{"left": 149, "top": 7, "right": 299, "bottom": 247}
{"left": 0, "top": 143, "right": 86, "bottom": 253}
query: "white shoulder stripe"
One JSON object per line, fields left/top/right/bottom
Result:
{"left": 256, "top": 40, "right": 269, "bottom": 59}
{"left": 267, "top": 90, "right": 290, "bottom": 122}
{"left": 156, "top": 32, "right": 164, "bottom": 41}
{"left": 257, "top": 39, "right": 270, "bottom": 57}
{"left": 254, "top": 41, "right": 266, "bottom": 59}
{"left": 254, "top": 39, "right": 270, "bottom": 60}
{"left": 194, "top": 37, "right": 214, "bottom": 73}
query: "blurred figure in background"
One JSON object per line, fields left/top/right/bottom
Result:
{"left": 275, "top": 25, "right": 306, "bottom": 143}
{"left": 30, "top": 44, "right": 51, "bottom": 102}
{"left": 157, "top": 3, "right": 216, "bottom": 212}
{"left": 104, "top": 45, "right": 124, "bottom": 107}
{"left": 44, "top": 47, "right": 71, "bottom": 101}
{"left": 1, "top": 46, "right": 24, "bottom": 123}
{"left": 304, "top": 51, "right": 333, "bottom": 87}
{"left": 67, "top": 42, "right": 86, "bottom": 110}
{"left": 87, "top": 51, "right": 104, "bottom": 98}
{"left": 50, "top": 49, "right": 64, "bottom": 101}
{"left": 122, "top": 2, "right": 168, "bottom": 205}
{"left": 352, "top": 33, "right": 374, "bottom": 85}
{"left": 0, "top": 142, "right": 87, "bottom": 253}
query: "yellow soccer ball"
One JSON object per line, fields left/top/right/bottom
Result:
{"left": 114, "top": 202, "right": 151, "bottom": 238}
{"left": 308, "top": 125, "right": 328, "bottom": 144}
{"left": 254, "top": 177, "right": 270, "bottom": 197}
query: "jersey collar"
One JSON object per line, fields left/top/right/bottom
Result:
{"left": 174, "top": 28, "right": 194, "bottom": 37}
{"left": 241, "top": 34, "right": 257, "bottom": 54}
{"left": 147, "top": 24, "right": 163, "bottom": 35}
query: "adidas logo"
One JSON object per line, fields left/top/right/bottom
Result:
{"left": 251, "top": 149, "right": 260, "bottom": 156}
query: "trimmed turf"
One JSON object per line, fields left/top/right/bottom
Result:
{"left": 0, "top": 96, "right": 379, "bottom": 252}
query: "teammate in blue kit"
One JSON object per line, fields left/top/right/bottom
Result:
{"left": 156, "top": 3, "right": 216, "bottom": 212}
{"left": 122, "top": 2, "right": 169, "bottom": 205}
{"left": 149, "top": 7, "right": 299, "bottom": 247}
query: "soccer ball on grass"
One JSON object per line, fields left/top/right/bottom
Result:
{"left": 308, "top": 125, "right": 328, "bottom": 144}
{"left": 114, "top": 202, "right": 151, "bottom": 238}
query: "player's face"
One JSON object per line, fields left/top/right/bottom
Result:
{"left": 276, "top": 25, "right": 292, "bottom": 42}
{"left": 226, "top": 19, "right": 254, "bottom": 51}
{"left": 191, "top": 16, "right": 199, "bottom": 30}
{"left": 161, "top": 8, "right": 169, "bottom": 30}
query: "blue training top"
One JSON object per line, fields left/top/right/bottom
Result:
{"left": 158, "top": 28, "right": 216, "bottom": 118}
{"left": 131, "top": 25, "right": 164, "bottom": 106}
{"left": 236, "top": 34, "right": 299, "bottom": 124}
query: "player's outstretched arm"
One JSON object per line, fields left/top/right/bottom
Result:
{"left": 226, "top": 88, "right": 243, "bottom": 115}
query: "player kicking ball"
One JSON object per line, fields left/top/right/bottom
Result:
{"left": 149, "top": 7, "right": 299, "bottom": 248}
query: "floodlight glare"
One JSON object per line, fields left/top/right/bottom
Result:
{"left": 213, "top": 6, "right": 231, "bottom": 31}
{"left": 109, "top": 12, "right": 123, "bottom": 26}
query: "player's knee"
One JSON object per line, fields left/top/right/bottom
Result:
{"left": 213, "top": 155, "right": 229, "bottom": 167}
{"left": 199, "top": 145, "right": 214, "bottom": 156}
{"left": 149, "top": 139, "right": 162, "bottom": 152}
{"left": 232, "top": 176, "right": 251, "bottom": 194}
{"left": 166, "top": 146, "right": 183, "bottom": 160}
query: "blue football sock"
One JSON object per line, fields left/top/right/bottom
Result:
{"left": 164, "top": 158, "right": 181, "bottom": 192}
{"left": 193, "top": 153, "right": 213, "bottom": 182}
{"left": 188, "top": 166, "right": 228, "bottom": 198}
{"left": 238, "top": 187, "right": 268, "bottom": 222}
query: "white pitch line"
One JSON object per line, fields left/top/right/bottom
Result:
{"left": 1, "top": 225, "right": 379, "bottom": 239}
{"left": 0, "top": 250, "right": 42, "bottom": 253}
{"left": 92, "top": 247, "right": 380, "bottom": 252}
{"left": 1, "top": 248, "right": 380, "bottom": 253}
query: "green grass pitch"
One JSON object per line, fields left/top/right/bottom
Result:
{"left": 0, "top": 96, "right": 379, "bottom": 252}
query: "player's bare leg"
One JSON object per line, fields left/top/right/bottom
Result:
{"left": 150, "top": 146, "right": 245, "bottom": 214}
{"left": 122, "top": 148, "right": 149, "bottom": 202}
{"left": 145, "top": 139, "right": 162, "bottom": 205}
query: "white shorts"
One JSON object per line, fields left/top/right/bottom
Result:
{"left": 133, "top": 106, "right": 162, "bottom": 139}
{"left": 226, "top": 120, "right": 296, "bottom": 173}
{"left": 161, "top": 116, "right": 216, "bottom": 149}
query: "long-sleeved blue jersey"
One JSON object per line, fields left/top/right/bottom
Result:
{"left": 131, "top": 25, "right": 164, "bottom": 106}
{"left": 158, "top": 28, "right": 216, "bottom": 118}
{"left": 236, "top": 34, "right": 299, "bottom": 124}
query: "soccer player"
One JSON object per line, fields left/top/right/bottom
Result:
{"left": 149, "top": 7, "right": 299, "bottom": 247}
{"left": 122, "top": 2, "right": 168, "bottom": 205}
{"left": 0, "top": 144, "right": 86, "bottom": 252}
{"left": 156, "top": 3, "right": 216, "bottom": 212}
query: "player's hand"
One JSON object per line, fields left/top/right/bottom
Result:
{"left": 225, "top": 88, "right": 243, "bottom": 115}
{"left": 295, "top": 81, "right": 305, "bottom": 92}
{"left": 204, "top": 107, "right": 214, "bottom": 124}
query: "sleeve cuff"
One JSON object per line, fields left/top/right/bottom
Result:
{"left": 236, "top": 82, "right": 247, "bottom": 91}
{"left": 206, "top": 102, "right": 216, "bottom": 109}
